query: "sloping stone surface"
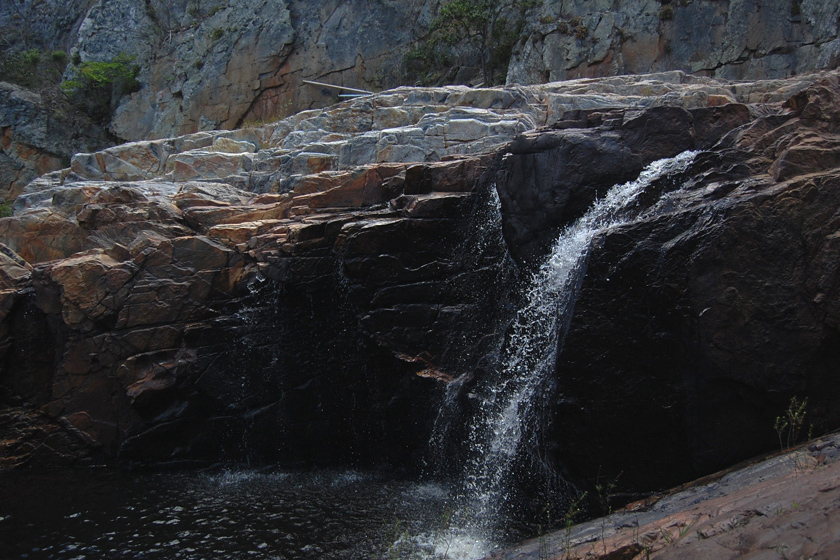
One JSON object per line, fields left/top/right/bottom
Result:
{"left": 490, "top": 432, "right": 840, "bottom": 560}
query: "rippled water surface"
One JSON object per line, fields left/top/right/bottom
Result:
{"left": 0, "top": 468, "right": 463, "bottom": 560}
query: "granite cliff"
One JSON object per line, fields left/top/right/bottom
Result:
{"left": 2, "top": 0, "right": 839, "bottom": 201}
{"left": 2, "top": 70, "right": 839, "bottom": 504}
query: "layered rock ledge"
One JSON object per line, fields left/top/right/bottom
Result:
{"left": 1, "top": 71, "right": 839, "bottom": 499}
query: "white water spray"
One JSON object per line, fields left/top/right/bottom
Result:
{"left": 440, "top": 151, "right": 699, "bottom": 558}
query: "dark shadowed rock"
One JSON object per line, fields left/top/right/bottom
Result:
{"left": 495, "top": 104, "right": 751, "bottom": 264}
{"left": 0, "top": 72, "right": 838, "bottom": 492}
{"left": 547, "top": 73, "right": 840, "bottom": 493}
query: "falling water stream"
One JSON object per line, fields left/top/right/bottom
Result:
{"left": 0, "top": 153, "right": 697, "bottom": 560}
{"left": 430, "top": 151, "right": 700, "bottom": 559}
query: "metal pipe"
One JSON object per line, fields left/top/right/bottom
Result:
{"left": 301, "top": 79, "right": 373, "bottom": 95}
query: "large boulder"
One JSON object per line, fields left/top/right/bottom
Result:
{"left": 547, "top": 73, "right": 840, "bottom": 492}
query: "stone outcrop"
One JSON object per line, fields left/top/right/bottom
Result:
{"left": 509, "top": 0, "right": 840, "bottom": 85}
{"left": 1, "top": 79, "right": 550, "bottom": 468}
{"left": 2, "top": 0, "right": 839, "bottom": 199}
{"left": 1, "top": 69, "right": 839, "bottom": 510}
{"left": 0, "top": 82, "right": 112, "bottom": 201}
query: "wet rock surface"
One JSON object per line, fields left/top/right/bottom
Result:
{"left": 548, "top": 72, "right": 840, "bottom": 493}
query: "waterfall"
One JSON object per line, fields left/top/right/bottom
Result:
{"left": 437, "top": 151, "right": 699, "bottom": 558}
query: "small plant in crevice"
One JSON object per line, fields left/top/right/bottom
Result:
{"left": 659, "top": 5, "right": 675, "bottom": 21}
{"left": 773, "top": 395, "right": 811, "bottom": 452}
{"left": 0, "top": 48, "right": 68, "bottom": 90}
{"left": 574, "top": 24, "right": 588, "bottom": 40}
{"left": 594, "top": 471, "right": 621, "bottom": 555}
{"left": 537, "top": 501, "right": 553, "bottom": 560}
{"left": 557, "top": 492, "right": 587, "bottom": 560}
{"left": 209, "top": 27, "right": 225, "bottom": 42}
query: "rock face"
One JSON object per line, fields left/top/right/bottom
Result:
{"left": 1, "top": 69, "right": 839, "bottom": 511}
{"left": 5, "top": 0, "right": 840, "bottom": 146}
{"left": 0, "top": 83, "right": 112, "bottom": 202}
{"left": 2, "top": 0, "right": 839, "bottom": 200}
{"left": 1, "top": 81, "right": 544, "bottom": 468}
{"left": 535, "top": 72, "right": 840, "bottom": 492}
{"left": 509, "top": 0, "right": 840, "bottom": 84}
{"left": 72, "top": 0, "right": 442, "bottom": 141}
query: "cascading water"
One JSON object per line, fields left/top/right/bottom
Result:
{"left": 435, "top": 151, "right": 699, "bottom": 559}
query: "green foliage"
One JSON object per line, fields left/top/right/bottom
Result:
{"left": 0, "top": 48, "right": 68, "bottom": 90}
{"left": 595, "top": 471, "right": 621, "bottom": 555}
{"left": 209, "top": 27, "right": 225, "bottom": 41}
{"left": 20, "top": 49, "right": 41, "bottom": 66}
{"left": 404, "top": 0, "right": 540, "bottom": 87}
{"left": 0, "top": 201, "right": 13, "bottom": 218}
{"left": 51, "top": 50, "right": 68, "bottom": 64}
{"left": 536, "top": 492, "right": 587, "bottom": 560}
{"left": 574, "top": 24, "right": 588, "bottom": 40}
{"left": 659, "top": 5, "right": 675, "bottom": 21}
{"left": 403, "top": 41, "right": 454, "bottom": 85}
{"left": 61, "top": 54, "right": 141, "bottom": 123}
{"left": 774, "top": 396, "right": 810, "bottom": 451}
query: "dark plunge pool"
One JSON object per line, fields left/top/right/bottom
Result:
{"left": 0, "top": 467, "right": 493, "bottom": 560}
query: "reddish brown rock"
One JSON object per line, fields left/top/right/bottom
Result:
{"left": 490, "top": 433, "right": 840, "bottom": 560}
{"left": 0, "top": 72, "right": 839, "bottom": 485}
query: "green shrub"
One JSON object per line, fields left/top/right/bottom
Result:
{"left": 404, "top": 0, "right": 540, "bottom": 87}
{"left": 209, "top": 27, "right": 224, "bottom": 41}
{"left": 50, "top": 50, "right": 68, "bottom": 64}
{"left": 0, "top": 201, "right": 13, "bottom": 218}
{"left": 659, "top": 5, "right": 675, "bottom": 20}
{"left": 574, "top": 24, "right": 588, "bottom": 40}
{"left": 0, "top": 48, "right": 67, "bottom": 90}
{"left": 774, "top": 396, "right": 810, "bottom": 451}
